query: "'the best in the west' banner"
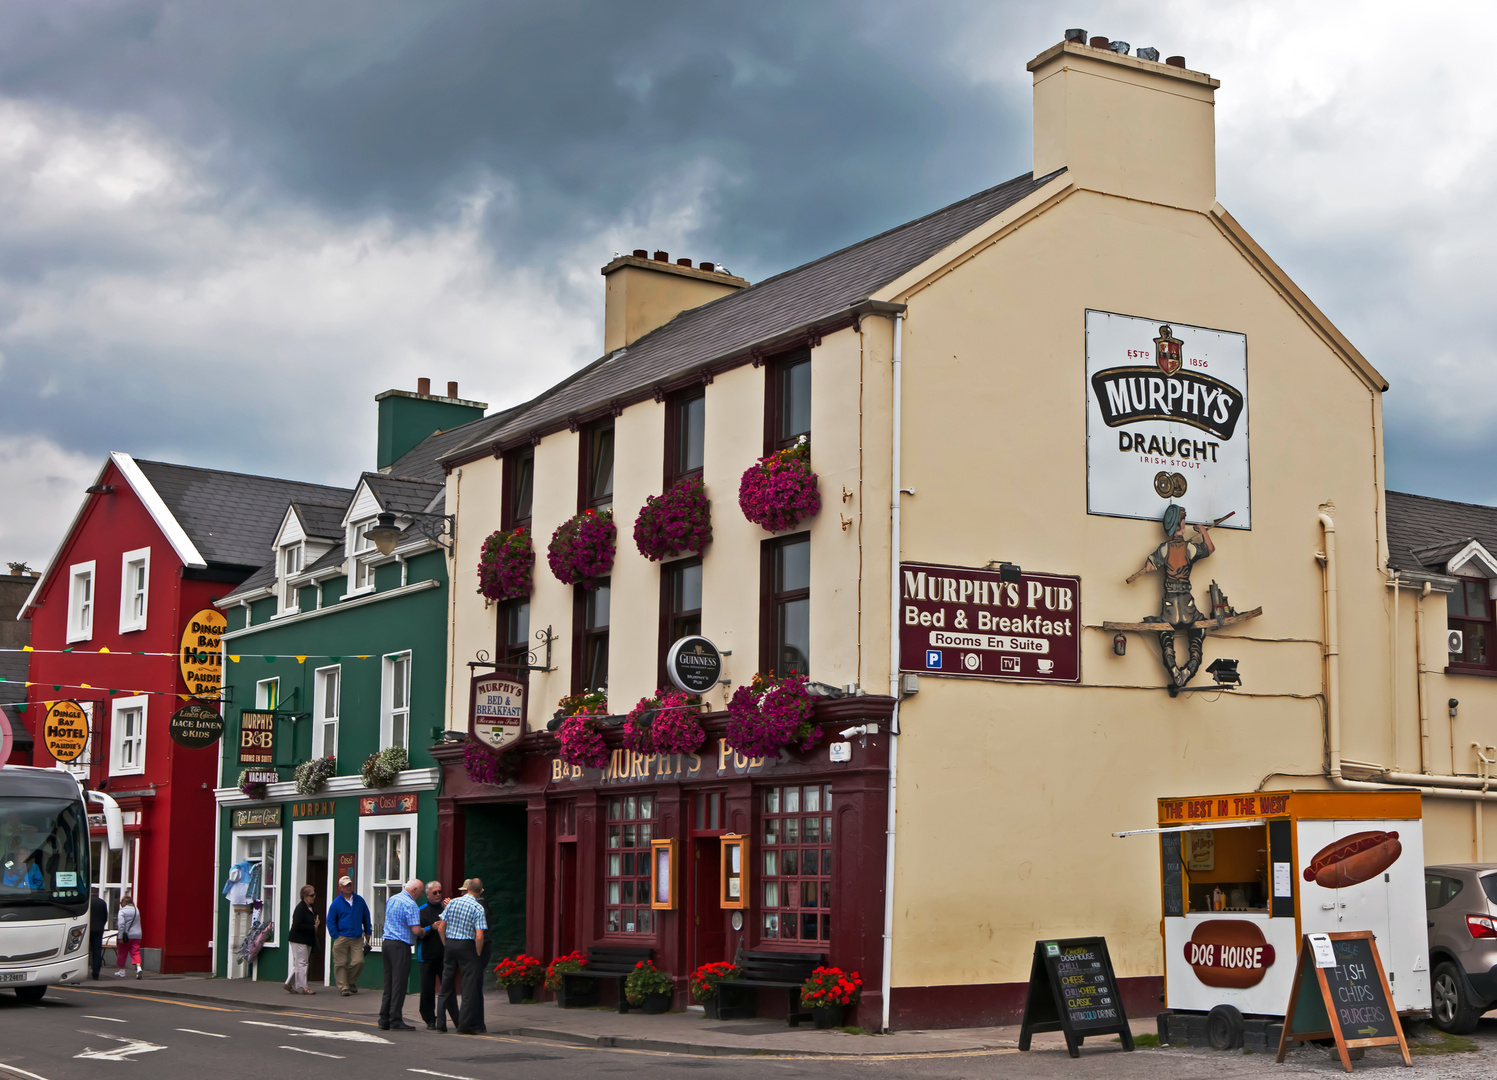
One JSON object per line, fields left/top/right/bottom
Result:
{"left": 1085, "top": 309, "right": 1250, "bottom": 529}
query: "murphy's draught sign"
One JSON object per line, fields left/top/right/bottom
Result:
{"left": 1085, "top": 310, "right": 1250, "bottom": 529}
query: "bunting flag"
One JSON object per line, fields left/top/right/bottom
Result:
{"left": 1, "top": 647, "right": 395, "bottom": 660}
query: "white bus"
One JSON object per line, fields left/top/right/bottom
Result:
{"left": 0, "top": 764, "right": 122, "bottom": 1002}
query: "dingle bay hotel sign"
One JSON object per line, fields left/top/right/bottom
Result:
{"left": 1085, "top": 310, "right": 1250, "bottom": 529}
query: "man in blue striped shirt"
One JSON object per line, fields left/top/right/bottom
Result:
{"left": 378, "top": 878, "right": 425, "bottom": 1031}
{"left": 436, "top": 878, "right": 487, "bottom": 1034}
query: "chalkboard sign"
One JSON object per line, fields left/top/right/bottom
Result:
{"left": 1276, "top": 932, "right": 1409, "bottom": 1072}
{"left": 1018, "top": 937, "right": 1134, "bottom": 1058}
{"left": 1160, "top": 832, "right": 1184, "bottom": 917}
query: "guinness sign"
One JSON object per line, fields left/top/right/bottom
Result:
{"left": 666, "top": 636, "right": 722, "bottom": 695}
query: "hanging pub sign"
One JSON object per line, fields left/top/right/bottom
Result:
{"left": 44, "top": 701, "right": 90, "bottom": 763}
{"left": 899, "top": 561, "right": 1080, "bottom": 683}
{"left": 169, "top": 702, "right": 224, "bottom": 749}
{"left": 1018, "top": 937, "right": 1134, "bottom": 1058}
{"left": 666, "top": 635, "right": 722, "bottom": 694}
{"left": 238, "top": 711, "right": 275, "bottom": 764}
{"left": 180, "top": 608, "right": 227, "bottom": 700}
{"left": 1085, "top": 310, "right": 1251, "bottom": 529}
{"left": 1277, "top": 932, "right": 1410, "bottom": 1071}
{"left": 469, "top": 672, "right": 524, "bottom": 750}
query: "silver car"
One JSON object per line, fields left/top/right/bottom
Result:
{"left": 1425, "top": 864, "right": 1497, "bottom": 1033}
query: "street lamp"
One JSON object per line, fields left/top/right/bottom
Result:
{"left": 364, "top": 512, "right": 404, "bottom": 556}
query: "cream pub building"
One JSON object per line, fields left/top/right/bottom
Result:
{"left": 428, "top": 36, "right": 1497, "bottom": 1029}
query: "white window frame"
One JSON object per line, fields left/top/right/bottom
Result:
{"left": 67, "top": 560, "right": 96, "bottom": 643}
{"left": 358, "top": 813, "right": 416, "bottom": 950}
{"left": 348, "top": 519, "right": 377, "bottom": 595}
{"left": 118, "top": 548, "right": 149, "bottom": 633}
{"left": 381, "top": 651, "right": 412, "bottom": 751}
{"left": 291, "top": 818, "right": 336, "bottom": 985}
{"left": 109, "top": 695, "right": 148, "bottom": 776}
{"left": 312, "top": 665, "right": 340, "bottom": 759}
{"left": 277, "top": 542, "right": 304, "bottom": 617}
{"left": 90, "top": 833, "right": 137, "bottom": 928}
{"left": 232, "top": 830, "right": 281, "bottom": 948}
{"left": 65, "top": 702, "right": 95, "bottom": 781}
{"left": 255, "top": 678, "right": 280, "bottom": 710}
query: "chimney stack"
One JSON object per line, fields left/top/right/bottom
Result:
{"left": 447, "top": 381, "right": 459, "bottom": 399}
{"left": 1028, "top": 36, "right": 1218, "bottom": 212}
{"left": 600, "top": 251, "right": 749, "bottom": 354}
{"left": 417, "top": 377, "right": 432, "bottom": 396}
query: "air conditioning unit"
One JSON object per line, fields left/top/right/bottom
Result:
{"left": 1449, "top": 629, "right": 1464, "bottom": 655}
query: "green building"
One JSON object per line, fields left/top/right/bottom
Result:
{"left": 210, "top": 383, "right": 505, "bottom": 989}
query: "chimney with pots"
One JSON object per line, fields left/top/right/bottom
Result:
{"left": 600, "top": 250, "right": 749, "bottom": 354}
{"left": 1029, "top": 33, "right": 1217, "bottom": 212}
{"left": 374, "top": 378, "right": 488, "bottom": 471}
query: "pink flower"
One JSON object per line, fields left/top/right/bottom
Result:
{"left": 738, "top": 442, "right": 820, "bottom": 533}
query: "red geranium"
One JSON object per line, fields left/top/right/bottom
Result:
{"left": 800, "top": 965, "right": 862, "bottom": 1007}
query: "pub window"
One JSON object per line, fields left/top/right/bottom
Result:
{"left": 762, "top": 535, "right": 810, "bottom": 676}
{"left": 234, "top": 832, "right": 279, "bottom": 946}
{"left": 556, "top": 800, "right": 577, "bottom": 840}
{"left": 666, "top": 388, "right": 706, "bottom": 484}
{"left": 574, "top": 581, "right": 610, "bottom": 694}
{"left": 109, "top": 696, "right": 147, "bottom": 776}
{"left": 604, "top": 794, "right": 655, "bottom": 934}
{"left": 692, "top": 791, "right": 725, "bottom": 833}
{"left": 581, "top": 421, "right": 615, "bottom": 512}
{"left": 505, "top": 447, "right": 535, "bottom": 529}
{"left": 760, "top": 784, "right": 832, "bottom": 943}
{"left": 255, "top": 678, "right": 280, "bottom": 710}
{"left": 1447, "top": 577, "right": 1493, "bottom": 669}
{"left": 382, "top": 651, "right": 412, "bottom": 751}
{"left": 659, "top": 558, "right": 702, "bottom": 686}
{"left": 766, "top": 352, "right": 811, "bottom": 454}
{"left": 119, "top": 547, "right": 149, "bottom": 633}
{"left": 500, "top": 598, "right": 531, "bottom": 670}
{"left": 67, "top": 561, "right": 95, "bottom": 643}
{"left": 367, "top": 828, "right": 408, "bottom": 944}
{"left": 313, "top": 665, "right": 340, "bottom": 758}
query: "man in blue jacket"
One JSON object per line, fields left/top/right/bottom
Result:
{"left": 327, "top": 875, "right": 371, "bottom": 996}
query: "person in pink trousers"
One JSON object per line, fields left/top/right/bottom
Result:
{"left": 114, "top": 891, "right": 143, "bottom": 978}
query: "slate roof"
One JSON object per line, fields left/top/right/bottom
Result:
{"left": 134, "top": 460, "right": 353, "bottom": 569}
{"left": 444, "top": 168, "right": 1063, "bottom": 461}
{"left": 1385, "top": 490, "right": 1497, "bottom": 573}
{"left": 361, "top": 473, "right": 444, "bottom": 516}
{"left": 292, "top": 502, "right": 348, "bottom": 541}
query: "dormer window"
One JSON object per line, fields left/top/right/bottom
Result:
{"left": 350, "top": 517, "right": 377, "bottom": 591}
{"left": 278, "top": 542, "right": 303, "bottom": 614}
{"left": 1449, "top": 577, "right": 1493, "bottom": 670}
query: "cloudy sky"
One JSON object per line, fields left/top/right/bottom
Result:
{"left": 0, "top": 1, "right": 1492, "bottom": 566}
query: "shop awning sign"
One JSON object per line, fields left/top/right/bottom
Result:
{"left": 470, "top": 673, "right": 524, "bottom": 750}
{"left": 1086, "top": 309, "right": 1250, "bottom": 529}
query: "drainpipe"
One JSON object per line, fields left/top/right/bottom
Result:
{"left": 1319, "top": 511, "right": 1342, "bottom": 780}
{"left": 1415, "top": 581, "right": 1431, "bottom": 773}
{"left": 1389, "top": 572, "right": 1399, "bottom": 770}
{"left": 881, "top": 312, "right": 904, "bottom": 1034}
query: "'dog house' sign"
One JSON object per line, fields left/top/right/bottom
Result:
{"left": 1085, "top": 310, "right": 1250, "bottom": 529}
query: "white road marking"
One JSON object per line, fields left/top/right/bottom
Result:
{"left": 0, "top": 1063, "right": 54, "bottom": 1080}
{"left": 280, "top": 1046, "right": 344, "bottom": 1060}
{"left": 73, "top": 1031, "right": 167, "bottom": 1061}
{"left": 82, "top": 1016, "right": 127, "bottom": 1023}
{"left": 176, "top": 1028, "right": 229, "bottom": 1038}
{"left": 409, "top": 1070, "right": 477, "bottom": 1080}
{"left": 240, "top": 1020, "right": 391, "bottom": 1044}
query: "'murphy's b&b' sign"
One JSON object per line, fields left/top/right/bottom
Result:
{"left": 898, "top": 562, "right": 1080, "bottom": 683}
{"left": 1085, "top": 310, "right": 1250, "bottom": 529}
{"left": 470, "top": 673, "right": 524, "bottom": 751}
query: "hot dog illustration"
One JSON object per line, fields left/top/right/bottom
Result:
{"left": 1183, "top": 920, "right": 1276, "bottom": 988}
{"left": 1302, "top": 831, "right": 1401, "bottom": 889}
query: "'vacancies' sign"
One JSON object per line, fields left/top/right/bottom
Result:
{"left": 1085, "top": 310, "right": 1250, "bottom": 529}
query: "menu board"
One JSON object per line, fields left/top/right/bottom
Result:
{"left": 1160, "top": 832, "right": 1184, "bottom": 917}
{"left": 1019, "top": 937, "right": 1133, "bottom": 1058}
{"left": 1277, "top": 932, "right": 1409, "bottom": 1071}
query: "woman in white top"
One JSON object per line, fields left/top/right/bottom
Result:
{"left": 115, "top": 891, "right": 143, "bottom": 979}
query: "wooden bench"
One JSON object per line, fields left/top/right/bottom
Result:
{"left": 557, "top": 945, "right": 655, "bottom": 1013}
{"left": 716, "top": 947, "right": 826, "bottom": 1026}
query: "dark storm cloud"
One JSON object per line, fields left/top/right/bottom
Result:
{"left": 0, "top": 1, "right": 1028, "bottom": 278}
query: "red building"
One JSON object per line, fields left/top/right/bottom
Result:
{"left": 21, "top": 452, "right": 348, "bottom": 973}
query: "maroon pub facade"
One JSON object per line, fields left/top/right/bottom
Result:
{"left": 432, "top": 697, "right": 893, "bottom": 1024}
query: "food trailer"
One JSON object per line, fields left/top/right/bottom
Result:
{"left": 1146, "top": 790, "right": 1429, "bottom": 1017}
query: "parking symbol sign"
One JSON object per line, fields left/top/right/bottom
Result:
{"left": 926, "top": 650, "right": 942, "bottom": 669}
{"left": 1001, "top": 656, "right": 1021, "bottom": 673}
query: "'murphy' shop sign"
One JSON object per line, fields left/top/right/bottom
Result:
{"left": 1085, "top": 310, "right": 1250, "bottom": 529}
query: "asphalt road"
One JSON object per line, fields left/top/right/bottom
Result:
{"left": 4, "top": 987, "right": 1497, "bottom": 1080}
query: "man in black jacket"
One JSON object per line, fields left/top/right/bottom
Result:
{"left": 417, "top": 881, "right": 458, "bottom": 1030}
{"left": 88, "top": 887, "right": 108, "bottom": 979}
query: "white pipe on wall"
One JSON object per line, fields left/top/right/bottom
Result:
{"left": 880, "top": 312, "right": 904, "bottom": 1034}
{"left": 1415, "top": 581, "right": 1431, "bottom": 773}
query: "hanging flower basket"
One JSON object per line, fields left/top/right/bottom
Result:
{"left": 237, "top": 768, "right": 269, "bottom": 800}
{"left": 633, "top": 476, "right": 712, "bottom": 561}
{"left": 293, "top": 755, "right": 336, "bottom": 795}
{"left": 463, "top": 739, "right": 522, "bottom": 786}
{"left": 361, "top": 746, "right": 409, "bottom": 788}
{"left": 725, "top": 673, "right": 820, "bottom": 758}
{"left": 554, "top": 691, "right": 610, "bottom": 770}
{"left": 548, "top": 509, "right": 616, "bottom": 587}
{"left": 624, "top": 689, "right": 706, "bottom": 755}
{"left": 738, "top": 437, "right": 820, "bottom": 533}
{"left": 478, "top": 527, "right": 534, "bottom": 601}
